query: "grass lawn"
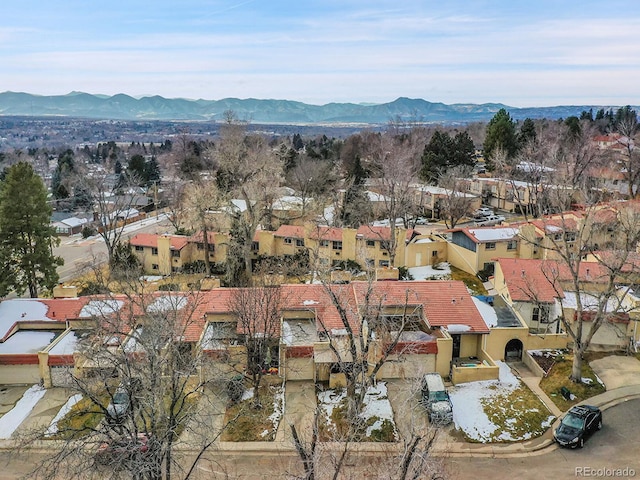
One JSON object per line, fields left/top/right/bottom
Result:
{"left": 539, "top": 353, "right": 606, "bottom": 411}
{"left": 478, "top": 384, "right": 554, "bottom": 442}
{"left": 449, "top": 266, "right": 488, "bottom": 295}
{"left": 221, "top": 384, "right": 284, "bottom": 441}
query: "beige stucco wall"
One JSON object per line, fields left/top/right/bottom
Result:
{"left": 525, "top": 333, "right": 569, "bottom": 351}
{"left": 483, "top": 327, "right": 529, "bottom": 361}
{"left": 446, "top": 243, "right": 479, "bottom": 275}
{"left": 435, "top": 336, "right": 453, "bottom": 378}
{"left": 376, "top": 353, "right": 437, "bottom": 379}
{"left": 283, "top": 357, "right": 315, "bottom": 380}
{"left": 0, "top": 365, "right": 40, "bottom": 385}
{"left": 404, "top": 239, "right": 448, "bottom": 268}
{"left": 459, "top": 334, "right": 482, "bottom": 358}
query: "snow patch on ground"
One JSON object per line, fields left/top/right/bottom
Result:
{"left": 45, "top": 394, "right": 82, "bottom": 436}
{"left": 241, "top": 388, "right": 255, "bottom": 401}
{"left": 263, "top": 385, "right": 285, "bottom": 438}
{"left": 408, "top": 262, "right": 451, "bottom": 280}
{"left": 0, "top": 385, "right": 46, "bottom": 439}
{"left": 449, "top": 361, "right": 553, "bottom": 442}
{"left": 318, "top": 382, "right": 397, "bottom": 441}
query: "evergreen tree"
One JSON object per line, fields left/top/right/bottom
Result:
{"left": 420, "top": 130, "right": 475, "bottom": 183}
{"left": 483, "top": 108, "right": 519, "bottom": 171}
{"left": 127, "top": 154, "right": 147, "bottom": 184}
{"left": 52, "top": 149, "right": 75, "bottom": 199}
{"left": 144, "top": 156, "right": 161, "bottom": 186}
{"left": 0, "top": 162, "right": 63, "bottom": 297}
{"left": 518, "top": 118, "right": 537, "bottom": 147}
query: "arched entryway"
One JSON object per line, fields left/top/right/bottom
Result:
{"left": 504, "top": 339, "right": 523, "bottom": 361}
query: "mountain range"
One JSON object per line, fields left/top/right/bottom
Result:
{"left": 0, "top": 91, "right": 634, "bottom": 124}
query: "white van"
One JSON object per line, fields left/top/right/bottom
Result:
{"left": 420, "top": 373, "right": 453, "bottom": 425}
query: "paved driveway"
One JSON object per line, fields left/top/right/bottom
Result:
{"left": 590, "top": 355, "right": 640, "bottom": 390}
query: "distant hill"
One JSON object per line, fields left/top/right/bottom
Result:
{"left": 0, "top": 91, "right": 633, "bottom": 124}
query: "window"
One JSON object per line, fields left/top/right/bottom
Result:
{"left": 251, "top": 241, "right": 259, "bottom": 252}
{"left": 432, "top": 250, "right": 438, "bottom": 257}
{"left": 171, "top": 250, "right": 180, "bottom": 258}
{"left": 197, "top": 243, "right": 204, "bottom": 250}
{"left": 151, "top": 264, "right": 159, "bottom": 270}
{"left": 366, "top": 240, "right": 376, "bottom": 247}
{"left": 135, "top": 245, "right": 144, "bottom": 252}
{"left": 532, "top": 305, "right": 550, "bottom": 323}
{"left": 332, "top": 241, "right": 343, "bottom": 250}
{"left": 151, "top": 247, "right": 158, "bottom": 255}
{"left": 296, "top": 239, "right": 304, "bottom": 247}
{"left": 379, "top": 260, "right": 390, "bottom": 267}
{"left": 485, "top": 242, "right": 496, "bottom": 250}
{"left": 507, "top": 240, "right": 517, "bottom": 250}
{"left": 565, "top": 232, "right": 577, "bottom": 242}
{"left": 284, "top": 237, "right": 293, "bottom": 245}
{"left": 320, "top": 240, "right": 329, "bottom": 247}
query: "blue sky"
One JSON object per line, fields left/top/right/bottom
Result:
{"left": 1, "top": 1, "right": 639, "bottom": 107}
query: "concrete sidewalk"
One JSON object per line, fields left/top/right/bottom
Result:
{"left": 2, "top": 382, "right": 639, "bottom": 459}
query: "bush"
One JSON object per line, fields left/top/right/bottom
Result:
{"left": 158, "top": 283, "right": 180, "bottom": 291}
{"left": 227, "top": 375, "right": 245, "bottom": 404}
{"left": 398, "top": 266, "right": 413, "bottom": 280}
{"left": 81, "top": 225, "right": 96, "bottom": 238}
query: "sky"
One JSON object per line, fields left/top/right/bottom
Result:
{"left": 1, "top": 1, "right": 639, "bottom": 107}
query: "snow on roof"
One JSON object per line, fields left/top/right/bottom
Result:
{"left": 0, "top": 299, "right": 50, "bottom": 322}
{"left": 472, "top": 297, "right": 498, "bottom": 328}
{"left": 414, "top": 237, "right": 435, "bottom": 243}
{"left": 0, "top": 385, "right": 46, "bottom": 439}
{"left": 561, "top": 291, "right": 618, "bottom": 312}
{"left": 48, "top": 330, "right": 87, "bottom": 355}
{"left": 79, "top": 300, "right": 124, "bottom": 318}
{"left": 147, "top": 294, "right": 188, "bottom": 313}
{"left": 446, "top": 324, "right": 471, "bottom": 333}
{"left": 0, "top": 331, "right": 57, "bottom": 354}
{"left": 61, "top": 217, "right": 88, "bottom": 228}
{"left": 282, "top": 319, "right": 317, "bottom": 345}
{"left": 366, "top": 191, "right": 389, "bottom": 202}
{"left": 468, "top": 227, "right": 519, "bottom": 242}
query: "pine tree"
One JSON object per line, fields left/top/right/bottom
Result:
{"left": 483, "top": 108, "right": 519, "bottom": 171}
{"left": 0, "top": 162, "right": 63, "bottom": 297}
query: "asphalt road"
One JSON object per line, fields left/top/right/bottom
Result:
{"left": 1, "top": 399, "right": 638, "bottom": 480}
{"left": 448, "top": 398, "right": 640, "bottom": 480}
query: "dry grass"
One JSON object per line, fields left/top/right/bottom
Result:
{"left": 477, "top": 384, "right": 555, "bottom": 443}
{"left": 539, "top": 354, "right": 606, "bottom": 411}
{"left": 221, "top": 384, "right": 282, "bottom": 441}
{"left": 449, "top": 266, "right": 488, "bottom": 295}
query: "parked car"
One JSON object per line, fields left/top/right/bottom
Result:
{"left": 106, "top": 387, "right": 131, "bottom": 422}
{"left": 553, "top": 405, "right": 602, "bottom": 448}
{"left": 474, "top": 214, "right": 505, "bottom": 226}
{"left": 473, "top": 206, "right": 494, "bottom": 218}
{"left": 420, "top": 373, "right": 453, "bottom": 425}
{"left": 95, "top": 433, "right": 151, "bottom": 465}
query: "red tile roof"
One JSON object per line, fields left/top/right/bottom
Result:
{"left": 129, "top": 233, "right": 188, "bottom": 250}
{"left": 274, "top": 225, "right": 306, "bottom": 239}
{"left": 497, "top": 258, "right": 564, "bottom": 303}
{"left": 309, "top": 226, "right": 344, "bottom": 242}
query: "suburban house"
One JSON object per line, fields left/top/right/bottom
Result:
{"left": 445, "top": 225, "right": 522, "bottom": 276}
{"left": 51, "top": 216, "right": 89, "bottom": 236}
{"left": 494, "top": 257, "right": 640, "bottom": 352}
{"left": 131, "top": 225, "right": 448, "bottom": 276}
{"left": 130, "top": 231, "right": 229, "bottom": 275}
{"left": 1, "top": 280, "right": 544, "bottom": 388}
